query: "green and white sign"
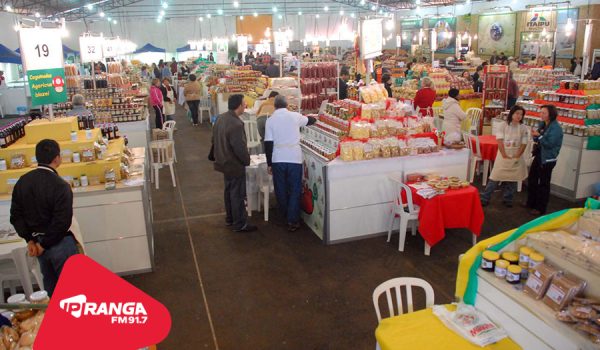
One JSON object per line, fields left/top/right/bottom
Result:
{"left": 18, "top": 27, "right": 67, "bottom": 106}
{"left": 27, "top": 68, "right": 67, "bottom": 105}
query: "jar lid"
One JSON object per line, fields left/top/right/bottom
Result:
{"left": 482, "top": 250, "right": 500, "bottom": 261}
{"left": 530, "top": 252, "right": 545, "bottom": 262}
{"left": 30, "top": 290, "right": 48, "bottom": 302}
{"left": 519, "top": 246, "right": 533, "bottom": 255}
{"left": 495, "top": 259, "right": 509, "bottom": 268}
{"left": 508, "top": 265, "right": 522, "bottom": 274}
{"left": 7, "top": 294, "right": 26, "bottom": 304}
{"left": 501, "top": 251, "right": 519, "bottom": 262}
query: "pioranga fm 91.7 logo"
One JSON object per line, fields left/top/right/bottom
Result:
{"left": 59, "top": 294, "right": 149, "bottom": 324}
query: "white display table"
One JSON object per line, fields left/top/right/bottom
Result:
{"left": 0, "top": 148, "right": 154, "bottom": 276}
{"left": 301, "top": 148, "right": 470, "bottom": 243}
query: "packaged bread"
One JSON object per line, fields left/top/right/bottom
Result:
{"left": 524, "top": 263, "right": 559, "bottom": 299}
{"left": 543, "top": 274, "right": 586, "bottom": 311}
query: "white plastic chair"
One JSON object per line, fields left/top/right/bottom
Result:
{"left": 463, "top": 132, "right": 490, "bottom": 186}
{"left": 256, "top": 165, "right": 274, "bottom": 221}
{"left": 198, "top": 97, "right": 212, "bottom": 124}
{"left": 466, "top": 108, "right": 483, "bottom": 135}
{"left": 243, "top": 120, "right": 261, "bottom": 153}
{"left": 372, "top": 277, "right": 435, "bottom": 322}
{"left": 431, "top": 106, "right": 444, "bottom": 130}
{"left": 149, "top": 140, "right": 176, "bottom": 190}
{"left": 162, "top": 120, "right": 177, "bottom": 162}
{"left": 387, "top": 175, "right": 420, "bottom": 253}
{"left": 0, "top": 247, "right": 44, "bottom": 302}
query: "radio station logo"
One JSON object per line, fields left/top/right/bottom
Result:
{"left": 59, "top": 294, "right": 148, "bottom": 324}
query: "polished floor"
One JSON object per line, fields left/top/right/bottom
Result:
{"left": 124, "top": 108, "right": 582, "bottom": 350}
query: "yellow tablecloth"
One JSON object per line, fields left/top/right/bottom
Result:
{"left": 433, "top": 98, "right": 481, "bottom": 112}
{"left": 375, "top": 305, "right": 522, "bottom": 350}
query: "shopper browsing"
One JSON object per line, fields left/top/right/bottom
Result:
{"left": 441, "top": 88, "right": 467, "bottom": 145}
{"left": 266, "top": 60, "right": 280, "bottom": 78}
{"left": 210, "top": 94, "right": 256, "bottom": 232}
{"left": 507, "top": 72, "right": 519, "bottom": 109}
{"left": 591, "top": 57, "right": 600, "bottom": 80}
{"left": 382, "top": 74, "right": 393, "bottom": 99}
{"left": 480, "top": 106, "right": 529, "bottom": 208}
{"left": 184, "top": 74, "right": 202, "bottom": 126}
{"left": 150, "top": 78, "right": 165, "bottom": 129}
{"left": 257, "top": 91, "right": 279, "bottom": 149}
{"left": 264, "top": 96, "right": 317, "bottom": 232}
{"left": 526, "top": 105, "right": 563, "bottom": 216}
{"left": 170, "top": 57, "right": 178, "bottom": 75}
{"left": 160, "top": 63, "right": 172, "bottom": 80}
{"left": 339, "top": 67, "right": 350, "bottom": 100}
{"left": 10, "top": 139, "right": 79, "bottom": 296}
{"left": 160, "top": 77, "right": 178, "bottom": 121}
{"left": 66, "top": 94, "right": 92, "bottom": 117}
{"left": 414, "top": 77, "right": 436, "bottom": 116}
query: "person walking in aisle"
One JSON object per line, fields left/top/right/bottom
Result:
{"left": 480, "top": 106, "right": 529, "bottom": 208}
{"left": 161, "top": 62, "right": 172, "bottom": 80}
{"left": 150, "top": 78, "right": 165, "bottom": 129}
{"left": 160, "top": 77, "right": 178, "bottom": 121}
{"left": 10, "top": 139, "right": 79, "bottom": 296}
{"left": 170, "top": 57, "right": 178, "bottom": 75}
{"left": 152, "top": 63, "right": 161, "bottom": 79}
{"left": 264, "top": 95, "right": 317, "bottom": 232}
{"left": 525, "top": 105, "right": 563, "bottom": 216}
{"left": 210, "top": 95, "right": 257, "bottom": 232}
{"left": 184, "top": 74, "right": 202, "bottom": 126}
{"left": 507, "top": 71, "right": 519, "bottom": 109}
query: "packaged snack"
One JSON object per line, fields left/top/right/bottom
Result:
{"left": 352, "top": 142, "right": 364, "bottom": 161}
{"left": 340, "top": 142, "right": 354, "bottom": 161}
{"left": 524, "top": 263, "right": 559, "bottom": 299}
{"left": 432, "top": 304, "right": 508, "bottom": 347}
{"left": 80, "top": 148, "right": 95, "bottom": 162}
{"left": 10, "top": 154, "right": 26, "bottom": 169}
{"left": 543, "top": 274, "right": 586, "bottom": 311}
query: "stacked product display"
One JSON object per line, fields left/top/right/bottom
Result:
{"left": 481, "top": 65, "right": 509, "bottom": 123}
{"left": 299, "top": 62, "right": 339, "bottom": 113}
{"left": 518, "top": 80, "right": 600, "bottom": 137}
{"left": 0, "top": 117, "right": 135, "bottom": 194}
{"left": 513, "top": 68, "right": 576, "bottom": 99}
{"left": 0, "top": 291, "right": 48, "bottom": 349}
{"left": 392, "top": 67, "right": 480, "bottom": 102}
{"left": 479, "top": 209, "right": 600, "bottom": 346}
{"left": 203, "top": 65, "right": 268, "bottom": 112}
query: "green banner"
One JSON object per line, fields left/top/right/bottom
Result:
{"left": 27, "top": 68, "right": 68, "bottom": 106}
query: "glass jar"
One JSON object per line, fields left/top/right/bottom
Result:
{"left": 519, "top": 246, "right": 533, "bottom": 268}
{"left": 494, "top": 259, "right": 509, "bottom": 279}
{"left": 506, "top": 265, "right": 522, "bottom": 284}
{"left": 481, "top": 250, "right": 499, "bottom": 272}
{"left": 501, "top": 251, "right": 519, "bottom": 265}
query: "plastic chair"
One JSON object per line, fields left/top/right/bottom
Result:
{"left": 463, "top": 132, "right": 490, "bottom": 186}
{"left": 466, "top": 108, "right": 483, "bottom": 135}
{"left": 0, "top": 247, "right": 44, "bottom": 302}
{"left": 431, "top": 106, "right": 444, "bottom": 130}
{"left": 387, "top": 175, "right": 420, "bottom": 253}
{"left": 162, "top": 120, "right": 177, "bottom": 162}
{"left": 149, "top": 140, "right": 176, "bottom": 190}
{"left": 256, "top": 165, "right": 274, "bottom": 221}
{"left": 198, "top": 97, "right": 212, "bottom": 124}
{"left": 372, "top": 277, "right": 435, "bottom": 322}
{"left": 243, "top": 120, "right": 261, "bottom": 153}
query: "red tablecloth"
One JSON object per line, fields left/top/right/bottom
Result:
{"left": 404, "top": 185, "right": 484, "bottom": 247}
{"left": 471, "top": 135, "right": 498, "bottom": 161}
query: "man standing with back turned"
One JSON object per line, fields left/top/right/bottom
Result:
{"left": 264, "top": 95, "right": 317, "bottom": 231}
{"left": 10, "top": 139, "right": 79, "bottom": 296}
{"left": 211, "top": 95, "right": 257, "bottom": 232}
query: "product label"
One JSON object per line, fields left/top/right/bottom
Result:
{"left": 529, "top": 260, "right": 541, "bottom": 269}
{"left": 494, "top": 267, "right": 507, "bottom": 278}
{"left": 519, "top": 254, "right": 530, "bottom": 265}
{"left": 506, "top": 272, "right": 520, "bottom": 282}
{"left": 526, "top": 275, "right": 543, "bottom": 292}
{"left": 545, "top": 284, "right": 566, "bottom": 304}
{"left": 481, "top": 260, "right": 493, "bottom": 269}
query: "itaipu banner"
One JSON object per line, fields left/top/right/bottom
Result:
{"left": 27, "top": 68, "right": 68, "bottom": 106}
{"left": 33, "top": 255, "right": 171, "bottom": 349}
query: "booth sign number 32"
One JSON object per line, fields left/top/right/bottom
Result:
{"left": 34, "top": 44, "right": 49, "bottom": 57}
{"left": 87, "top": 46, "right": 96, "bottom": 54}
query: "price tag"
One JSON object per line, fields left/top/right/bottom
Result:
{"left": 103, "top": 38, "right": 120, "bottom": 58}
{"left": 237, "top": 36, "right": 248, "bottom": 54}
{"left": 79, "top": 35, "right": 104, "bottom": 62}
{"left": 18, "top": 27, "right": 64, "bottom": 72}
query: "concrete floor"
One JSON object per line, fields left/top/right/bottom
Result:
{"left": 124, "top": 108, "right": 582, "bottom": 350}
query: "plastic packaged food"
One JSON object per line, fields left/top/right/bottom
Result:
{"left": 524, "top": 263, "right": 559, "bottom": 299}
{"left": 10, "top": 154, "right": 26, "bottom": 169}
{"left": 494, "top": 259, "right": 509, "bottom": 279}
{"left": 543, "top": 274, "right": 586, "bottom": 311}
{"left": 481, "top": 250, "right": 499, "bottom": 272}
{"left": 81, "top": 148, "right": 95, "bottom": 162}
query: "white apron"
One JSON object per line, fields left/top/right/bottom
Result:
{"left": 164, "top": 87, "right": 176, "bottom": 116}
{"left": 489, "top": 123, "right": 529, "bottom": 182}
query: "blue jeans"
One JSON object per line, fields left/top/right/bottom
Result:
{"left": 272, "top": 163, "right": 303, "bottom": 225}
{"left": 480, "top": 180, "right": 517, "bottom": 204}
{"left": 37, "top": 235, "right": 79, "bottom": 296}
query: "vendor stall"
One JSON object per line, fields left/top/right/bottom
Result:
{"left": 0, "top": 43, "right": 24, "bottom": 116}
{"left": 131, "top": 43, "right": 166, "bottom": 65}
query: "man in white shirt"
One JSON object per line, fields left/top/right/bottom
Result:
{"left": 264, "top": 96, "right": 316, "bottom": 231}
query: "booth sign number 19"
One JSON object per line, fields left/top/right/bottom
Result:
{"left": 35, "top": 44, "right": 49, "bottom": 57}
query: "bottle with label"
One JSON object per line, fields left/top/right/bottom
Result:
{"left": 80, "top": 174, "right": 89, "bottom": 187}
{"left": 113, "top": 123, "right": 119, "bottom": 139}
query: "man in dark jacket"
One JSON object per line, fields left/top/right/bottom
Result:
{"left": 591, "top": 56, "right": 600, "bottom": 80}
{"left": 265, "top": 60, "right": 280, "bottom": 78}
{"left": 211, "top": 95, "right": 257, "bottom": 232}
{"left": 10, "top": 139, "right": 79, "bottom": 296}
{"left": 338, "top": 67, "right": 350, "bottom": 100}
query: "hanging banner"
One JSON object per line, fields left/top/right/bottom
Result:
{"left": 18, "top": 27, "right": 67, "bottom": 106}
{"left": 274, "top": 31, "right": 288, "bottom": 54}
{"left": 361, "top": 19, "right": 383, "bottom": 59}
{"left": 519, "top": 10, "right": 557, "bottom": 32}
{"left": 79, "top": 35, "right": 104, "bottom": 62}
{"left": 103, "top": 38, "right": 120, "bottom": 58}
{"left": 428, "top": 17, "right": 456, "bottom": 54}
{"left": 237, "top": 36, "right": 248, "bottom": 54}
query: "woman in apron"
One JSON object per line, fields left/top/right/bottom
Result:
{"left": 480, "top": 105, "right": 529, "bottom": 207}
{"left": 161, "top": 77, "right": 178, "bottom": 121}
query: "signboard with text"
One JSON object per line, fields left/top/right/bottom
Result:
{"left": 102, "top": 38, "right": 120, "bottom": 58}
{"left": 237, "top": 36, "right": 248, "bottom": 54}
{"left": 79, "top": 35, "right": 104, "bottom": 62}
{"left": 361, "top": 19, "right": 383, "bottom": 59}
{"left": 18, "top": 27, "right": 67, "bottom": 106}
